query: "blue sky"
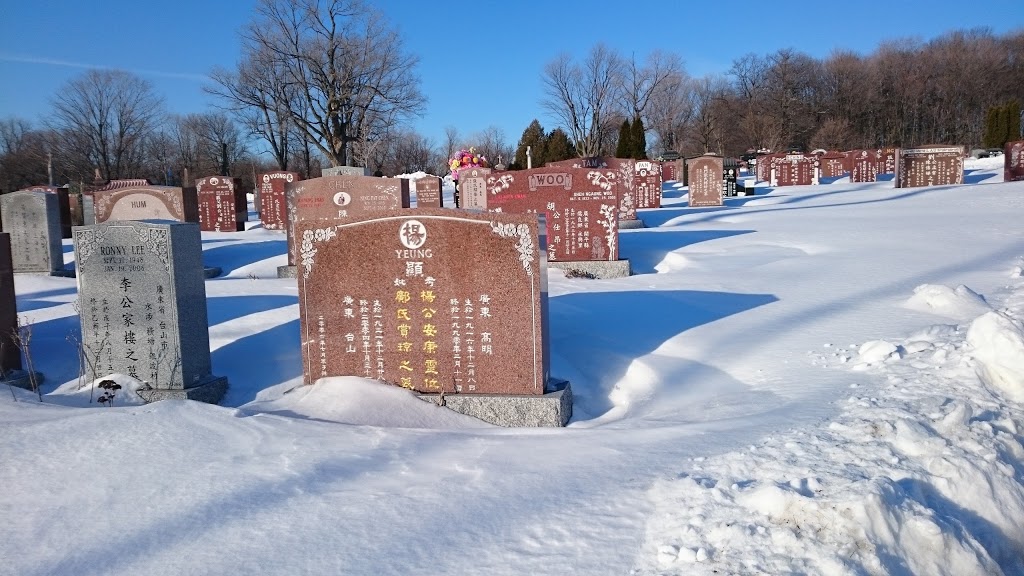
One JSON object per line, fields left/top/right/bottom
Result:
{"left": 2, "top": 0, "right": 1022, "bottom": 152}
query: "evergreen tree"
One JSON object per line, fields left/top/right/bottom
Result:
{"left": 545, "top": 128, "right": 576, "bottom": 162}
{"left": 1005, "top": 101, "right": 1021, "bottom": 146}
{"left": 615, "top": 119, "right": 633, "bottom": 158}
{"left": 512, "top": 119, "right": 547, "bottom": 170}
{"left": 631, "top": 116, "right": 648, "bottom": 159}
{"left": 984, "top": 106, "right": 1001, "bottom": 148}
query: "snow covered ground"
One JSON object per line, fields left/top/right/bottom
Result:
{"left": 1, "top": 156, "right": 1022, "bottom": 575}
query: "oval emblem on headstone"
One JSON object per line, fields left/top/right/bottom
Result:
{"left": 332, "top": 192, "right": 352, "bottom": 207}
{"left": 262, "top": 174, "right": 270, "bottom": 183}
{"left": 399, "top": 219, "right": 426, "bottom": 250}
{"left": 210, "top": 177, "right": 220, "bottom": 185}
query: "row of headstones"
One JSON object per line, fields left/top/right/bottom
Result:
{"left": 746, "top": 145, "right": 1002, "bottom": 188}
{"left": 0, "top": 212, "right": 552, "bottom": 417}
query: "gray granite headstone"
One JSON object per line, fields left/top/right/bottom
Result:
{"left": 72, "top": 220, "right": 227, "bottom": 403}
{"left": 83, "top": 194, "right": 96, "bottom": 225}
{"left": 321, "top": 166, "right": 371, "bottom": 177}
{"left": 0, "top": 191, "right": 65, "bottom": 274}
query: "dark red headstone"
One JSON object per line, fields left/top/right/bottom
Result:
{"left": 687, "top": 155, "right": 724, "bottom": 207}
{"left": 876, "top": 148, "right": 898, "bottom": 174}
{"left": 849, "top": 149, "right": 879, "bottom": 183}
{"left": 68, "top": 194, "right": 85, "bottom": 227}
{"left": 20, "top": 186, "right": 72, "bottom": 238}
{"left": 661, "top": 161, "right": 677, "bottom": 182}
{"left": 93, "top": 186, "right": 199, "bottom": 224}
{"left": 770, "top": 154, "right": 820, "bottom": 186}
{"left": 0, "top": 233, "right": 20, "bottom": 373}
{"left": 482, "top": 167, "right": 620, "bottom": 262}
{"left": 295, "top": 209, "right": 548, "bottom": 394}
{"left": 285, "top": 175, "right": 410, "bottom": 265}
{"left": 633, "top": 160, "right": 662, "bottom": 208}
{"left": 1004, "top": 140, "right": 1024, "bottom": 183}
{"left": 259, "top": 171, "right": 300, "bottom": 231}
{"left": 196, "top": 176, "right": 247, "bottom": 232}
{"left": 895, "top": 146, "right": 965, "bottom": 188}
{"left": 414, "top": 176, "right": 444, "bottom": 208}
{"left": 819, "top": 152, "right": 848, "bottom": 179}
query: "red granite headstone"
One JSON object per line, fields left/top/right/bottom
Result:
{"left": 258, "top": 171, "right": 300, "bottom": 231}
{"left": 482, "top": 167, "right": 620, "bottom": 262}
{"left": 93, "top": 186, "right": 199, "bottom": 224}
{"left": 687, "top": 155, "right": 724, "bottom": 207}
{"left": 770, "top": 154, "right": 820, "bottom": 186}
{"left": 196, "top": 176, "right": 247, "bottom": 232}
{"left": 414, "top": 176, "right": 444, "bottom": 208}
{"left": 546, "top": 157, "right": 638, "bottom": 221}
{"left": 876, "top": 148, "right": 898, "bottom": 174}
{"left": 633, "top": 160, "right": 662, "bottom": 208}
{"left": 819, "top": 152, "right": 848, "bottom": 179}
{"left": 295, "top": 209, "right": 549, "bottom": 395}
{"left": 661, "top": 160, "right": 677, "bottom": 183}
{"left": 68, "top": 194, "right": 85, "bottom": 227}
{"left": 20, "top": 186, "right": 72, "bottom": 238}
{"left": 285, "top": 175, "right": 410, "bottom": 265}
{"left": 849, "top": 149, "right": 879, "bottom": 183}
{"left": 0, "top": 233, "right": 20, "bottom": 373}
{"left": 1004, "top": 140, "right": 1024, "bottom": 183}
{"left": 895, "top": 146, "right": 964, "bottom": 188}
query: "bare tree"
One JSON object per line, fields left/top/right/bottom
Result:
{"left": 469, "top": 126, "right": 513, "bottom": 168}
{"left": 49, "top": 69, "right": 165, "bottom": 181}
{"left": 210, "top": 0, "right": 425, "bottom": 168}
{"left": 0, "top": 117, "right": 51, "bottom": 191}
{"left": 208, "top": 44, "right": 296, "bottom": 170}
{"left": 617, "top": 50, "right": 686, "bottom": 125}
{"left": 646, "top": 71, "right": 695, "bottom": 155}
{"left": 541, "top": 44, "right": 623, "bottom": 157}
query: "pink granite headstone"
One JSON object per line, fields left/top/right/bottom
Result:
{"left": 285, "top": 175, "right": 410, "bottom": 265}
{"left": 93, "top": 186, "right": 199, "bottom": 224}
{"left": 687, "top": 155, "right": 724, "bottom": 207}
{"left": 295, "top": 208, "right": 548, "bottom": 395}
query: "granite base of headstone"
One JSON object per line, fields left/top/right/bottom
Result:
{"left": 72, "top": 220, "right": 227, "bottom": 405}
{"left": 417, "top": 378, "right": 572, "bottom": 427}
{"left": 618, "top": 219, "right": 645, "bottom": 229}
{"left": 546, "top": 259, "right": 632, "bottom": 279}
{"left": 276, "top": 264, "right": 296, "bottom": 278}
{"left": 295, "top": 208, "right": 569, "bottom": 426}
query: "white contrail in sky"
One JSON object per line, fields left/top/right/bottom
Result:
{"left": 0, "top": 53, "right": 209, "bottom": 81}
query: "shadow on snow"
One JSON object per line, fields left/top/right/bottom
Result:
{"left": 549, "top": 289, "right": 777, "bottom": 422}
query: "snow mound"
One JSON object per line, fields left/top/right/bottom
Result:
{"left": 966, "top": 311, "right": 1024, "bottom": 402}
{"left": 904, "top": 284, "right": 991, "bottom": 321}
{"left": 856, "top": 340, "right": 902, "bottom": 365}
{"left": 242, "top": 377, "right": 493, "bottom": 428}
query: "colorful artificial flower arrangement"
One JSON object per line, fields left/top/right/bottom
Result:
{"left": 448, "top": 147, "right": 488, "bottom": 181}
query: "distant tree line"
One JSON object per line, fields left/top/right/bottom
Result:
{"left": 2, "top": 8, "right": 1022, "bottom": 194}
{"left": 539, "top": 27, "right": 1024, "bottom": 159}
